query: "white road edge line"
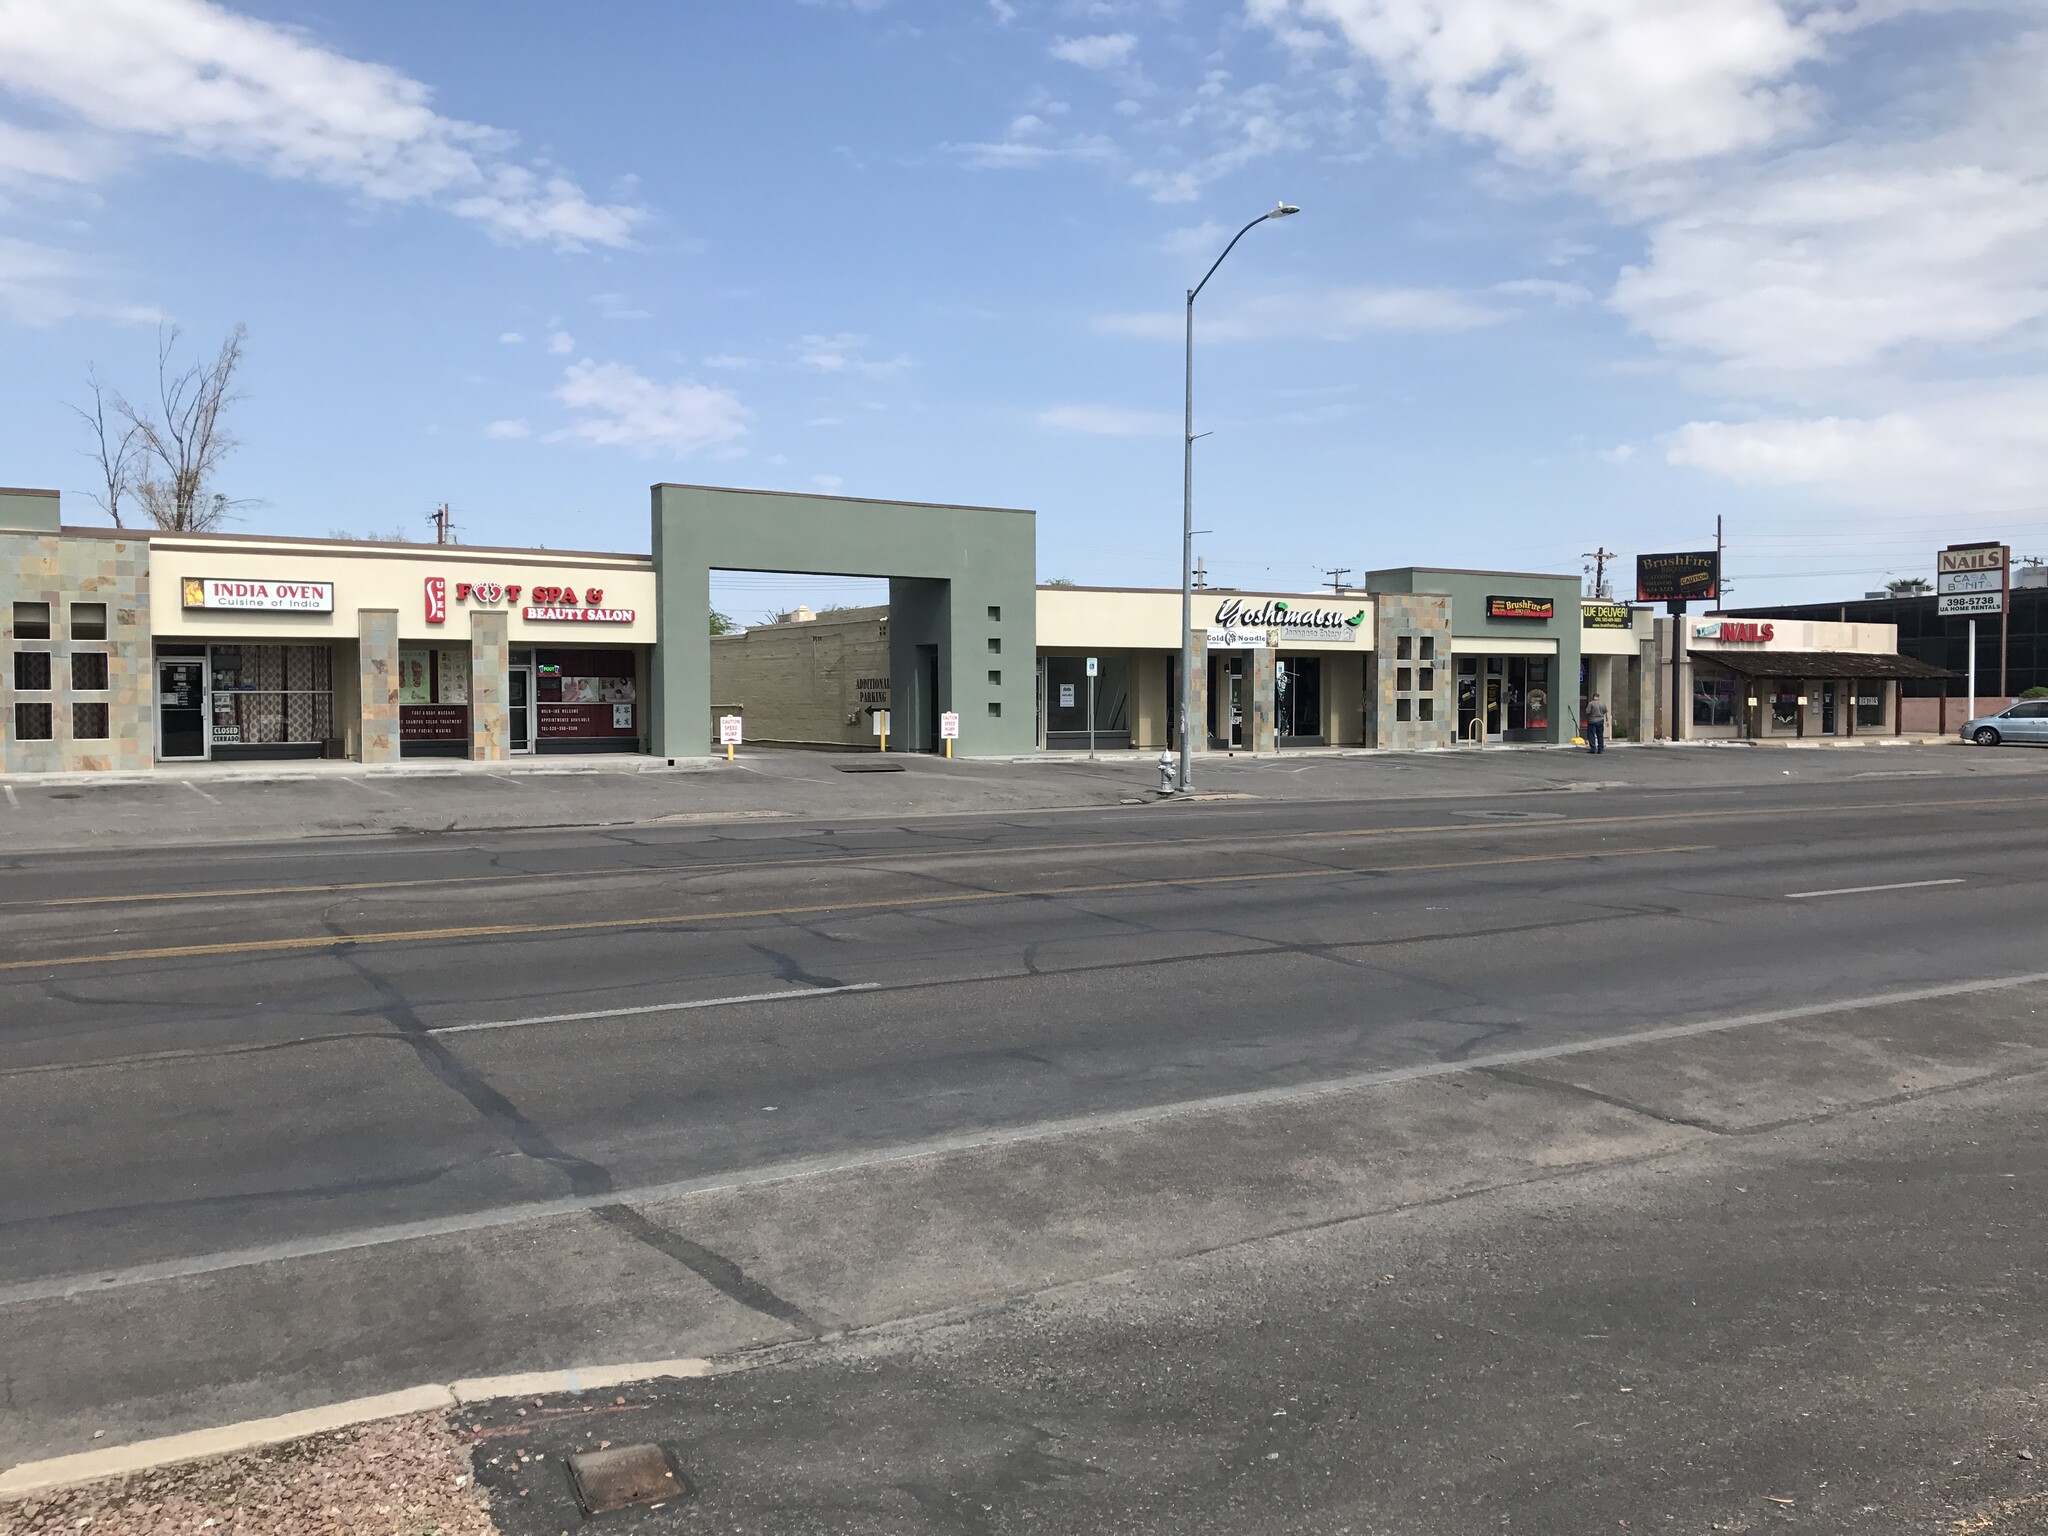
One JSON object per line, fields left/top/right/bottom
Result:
{"left": 428, "top": 982, "right": 881, "bottom": 1036}
{"left": 6, "top": 965, "right": 2048, "bottom": 1310}
{"left": 1785, "top": 878, "right": 1966, "bottom": 900}
{"left": 181, "top": 780, "right": 222, "bottom": 805}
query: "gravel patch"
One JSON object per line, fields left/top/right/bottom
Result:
{"left": 3, "top": 1412, "right": 495, "bottom": 1535}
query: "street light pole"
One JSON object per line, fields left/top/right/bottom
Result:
{"left": 1178, "top": 202, "right": 1300, "bottom": 793}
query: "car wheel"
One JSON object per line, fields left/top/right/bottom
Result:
{"left": 1973, "top": 727, "right": 2002, "bottom": 746}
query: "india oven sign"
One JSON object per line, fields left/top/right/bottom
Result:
{"left": 182, "top": 577, "right": 334, "bottom": 613}
{"left": 1212, "top": 597, "right": 1366, "bottom": 639}
{"left": 1486, "top": 595, "right": 1554, "bottom": 621}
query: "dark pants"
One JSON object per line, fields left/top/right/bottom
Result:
{"left": 1587, "top": 720, "right": 1606, "bottom": 753}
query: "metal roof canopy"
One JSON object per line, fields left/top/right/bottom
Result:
{"left": 1687, "top": 649, "right": 1953, "bottom": 680}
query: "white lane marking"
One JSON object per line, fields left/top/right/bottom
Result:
{"left": 428, "top": 983, "right": 880, "bottom": 1036}
{"left": 8, "top": 964, "right": 2048, "bottom": 1309}
{"left": 181, "top": 781, "right": 221, "bottom": 805}
{"left": 1, "top": 786, "right": 17, "bottom": 811}
{"left": 338, "top": 778, "right": 400, "bottom": 797}
{"left": 1785, "top": 878, "right": 1966, "bottom": 900}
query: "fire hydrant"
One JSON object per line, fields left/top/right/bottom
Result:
{"left": 1158, "top": 751, "right": 1177, "bottom": 795}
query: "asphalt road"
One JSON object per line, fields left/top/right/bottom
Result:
{"left": 4, "top": 752, "right": 2047, "bottom": 1528}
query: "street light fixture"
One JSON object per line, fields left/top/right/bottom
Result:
{"left": 1176, "top": 202, "right": 1301, "bottom": 793}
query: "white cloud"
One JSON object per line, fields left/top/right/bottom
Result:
{"left": 498, "top": 331, "right": 524, "bottom": 344}
{"left": 1036, "top": 404, "right": 1177, "bottom": 436}
{"left": 1099, "top": 285, "right": 1503, "bottom": 340}
{"left": 1252, "top": 0, "right": 1820, "bottom": 174}
{"left": 0, "top": 0, "right": 642, "bottom": 249}
{"left": 552, "top": 360, "right": 749, "bottom": 457}
{"left": 1665, "top": 382, "right": 2048, "bottom": 512}
{"left": 547, "top": 330, "right": 576, "bottom": 355}
{"left": 0, "top": 236, "right": 81, "bottom": 322}
{"left": 1162, "top": 220, "right": 1229, "bottom": 260}
{"left": 797, "top": 332, "right": 913, "bottom": 377}
{"left": 1596, "top": 443, "right": 1636, "bottom": 463}
{"left": 811, "top": 473, "right": 846, "bottom": 492}
{"left": 1050, "top": 33, "right": 1137, "bottom": 70}
{"left": 988, "top": 0, "right": 1017, "bottom": 22}
{"left": 702, "top": 353, "right": 759, "bottom": 370}
{"left": 484, "top": 418, "right": 530, "bottom": 439}
{"left": 1493, "top": 277, "right": 1592, "bottom": 306}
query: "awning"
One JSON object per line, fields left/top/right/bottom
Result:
{"left": 1687, "top": 649, "right": 1952, "bottom": 680}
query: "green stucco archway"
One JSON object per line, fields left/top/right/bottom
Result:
{"left": 650, "top": 484, "right": 1038, "bottom": 758}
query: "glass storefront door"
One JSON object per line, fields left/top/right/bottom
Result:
{"left": 158, "top": 658, "right": 208, "bottom": 761}
{"left": 1821, "top": 681, "right": 1838, "bottom": 734}
{"left": 508, "top": 664, "right": 533, "bottom": 753}
{"left": 1209, "top": 653, "right": 1246, "bottom": 748}
{"left": 1275, "top": 656, "right": 1323, "bottom": 744}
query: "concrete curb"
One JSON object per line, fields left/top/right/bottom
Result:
{"left": 0, "top": 1357, "right": 712, "bottom": 1499}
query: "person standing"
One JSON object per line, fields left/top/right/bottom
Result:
{"left": 1584, "top": 693, "right": 1609, "bottom": 754}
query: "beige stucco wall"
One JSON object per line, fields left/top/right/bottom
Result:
{"left": 1036, "top": 587, "right": 1376, "bottom": 654}
{"left": 1689, "top": 617, "right": 1899, "bottom": 655}
{"left": 148, "top": 535, "right": 658, "bottom": 646}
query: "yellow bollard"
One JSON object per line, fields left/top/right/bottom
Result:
{"left": 944, "top": 738, "right": 952, "bottom": 759}
{"left": 725, "top": 742, "right": 734, "bottom": 762}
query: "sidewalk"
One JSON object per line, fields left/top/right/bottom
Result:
{"left": 0, "top": 740, "right": 2031, "bottom": 855}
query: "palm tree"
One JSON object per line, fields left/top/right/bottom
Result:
{"left": 1885, "top": 577, "right": 1932, "bottom": 596}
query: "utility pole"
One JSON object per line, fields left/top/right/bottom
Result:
{"left": 1581, "top": 547, "right": 1616, "bottom": 600}
{"left": 1322, "top": 567, "right": 1351, "bottom": 595}
{"left": 427, "top": 503, "right": 456, "bottom": 545}
{"left": 1713, "top": 515, "right": 1724, "bottom": 614}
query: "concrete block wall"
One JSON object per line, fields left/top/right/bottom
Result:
{"left": 708, "top": 607, "right": 891, "bottom": 748}
{"left": 1, "top": 527, "right": 152, "bottom": 773}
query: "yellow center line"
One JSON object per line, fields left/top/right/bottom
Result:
{"left": 0, "top": 843, "right": 1707, "bottom": 973}
{"left": 8, "top": 789, "right": 2042, "bottom": 911}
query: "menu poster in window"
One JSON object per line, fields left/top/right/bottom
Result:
{"left": 398, "top": 648, "right": 432, "bottom": 706}
{"left": 437, "top": 649, "right": 470, "bottom": 705}
{"left": 613, "top": 703, "right": 634, "bottom": 730}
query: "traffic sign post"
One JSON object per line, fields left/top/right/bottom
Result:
{"left": 718, "top": 714, "right": 742, "bottom": 762}
{"left": 1085, "top": 657, "right": 1098, "bottom": 760}
{"left": 872, "top": 708, "right": 890, "bottom": 754}
{"left": 940, "top": 710, "right": 959, "bottom": 759}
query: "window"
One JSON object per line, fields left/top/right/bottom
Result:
{"left": 1770, "top": 684, "right": 1800, "bottom": 729}
{"left": 1396, "top": 666, "right": 1412, "bottom": 691}
{"left": 1692, "top": 676, "right": 1737, "bottom": 727}
{"left": 987, "top": 669, "right": 1001, "bottom": 685}
{"left": 72, "top": 652, "right": 109, "bottom": 691}
{"left": 12, "top": 601, "right": 50, "bottom": 639}
{"left": 13, "top": 650, "right": 51, "bottom": 691}
{"left": 1418, "top": 697, "right": 1435, "bottom": 721}
{"left": 987, "top": 605, "right": 1001, "bottom": 621}
{"left": 1855, "top": 687, "right": 1885, "bottom": 729}
{"left": 14, "top": 702, "right": 52, "bottom": 740}
{"left": 1396, "top": 696, "right": 1412, "bottom": 722}
{"left": 1419, "top": 666, "right": 1434, "bottom": 690}
{"left": 987, "top": 637, "right": 1001, "bottom": 654}
{"left": 209, "top": 644, "right": 335, "bottom": 747}
{"left": 2006, "top": 701, "right": 2048, "bottom": 718}
{"left": 70, "top": 602, "right": 107, "bottom": 640}
{"left": 1419, "top": 636, "right": 1436, "bottom": 661}
{"left": 987, "top": 701, "right": 1002, "bottom": 717}
{"left": 1396, "top": 634, "right": 1413, "bottom": 660}
{"left": 73, "top": 702, "right": 109, "bottom": 739}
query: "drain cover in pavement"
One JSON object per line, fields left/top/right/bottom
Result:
{"left": 566, "top": 1443, "right": 690, "bottom": 1514}
{"left": 1451, "top": 808, "right": 1565, "bottom": 821}
{"left": 834, "top": 761, "right": 906, "bottom": 773}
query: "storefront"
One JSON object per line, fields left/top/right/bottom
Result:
{"left": 146, "top": 535, "right": 657, "bottom": 765}
{"left": 1367, "top": 569, "right": 1582, "bottom": 747}
{"left": 1675, "top": 617, "right": 1949, "bottom": 739}
{"left": 1034, "top": 587, "right": 1373, "bottom": 753}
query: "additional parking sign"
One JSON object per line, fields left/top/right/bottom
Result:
{"left": 1085, "top": 656, "right": 1098, "bottom": 677}
{"left": 718, "top": 714, "right": 743, "bottom": 746}
{"left": 1059, "top": 683, "right": 1076, "bottom": 708}
{"left": 940, "top": 711, "right": 960, "bottom": 740}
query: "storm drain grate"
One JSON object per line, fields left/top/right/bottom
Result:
{"left": 834, "top": 761, "right": 907, "bottom": 773}
{"left": 566, "top": 1442, "right": 691, "bottom": 1515}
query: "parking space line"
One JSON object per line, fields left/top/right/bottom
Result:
{"left": 2, "top": 786, "right": 17, "bottom": 812}
{"left": 1786, "top": 878, "right": 1966, "bottom": 900}
{"left": 182, "top": 781, "right": 222, "bottom": 805}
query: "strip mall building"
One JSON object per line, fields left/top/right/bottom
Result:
{"left": 1, "top": 481, "right": 1940, "bottom": 773}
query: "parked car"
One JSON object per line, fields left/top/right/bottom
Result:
{"left": 1962, "top": 699, "right": 2048, "bottom": 745}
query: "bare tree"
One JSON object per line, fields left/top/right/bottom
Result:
{"left": 69, "top": 367, "right": 141, "bottom": 527}
{"left": 115, "top": 324, "right": 252, "bottom": 532}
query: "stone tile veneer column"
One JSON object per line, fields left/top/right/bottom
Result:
{"left": 469, "top": 610, "right": 508, "bottom": 762}
{"left": 358, "top": 608, "right": 400, "bottom": 765}
{"left": 1250, "top": 646, "right": 1277, "bottom": 754}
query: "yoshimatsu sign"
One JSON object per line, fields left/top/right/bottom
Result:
{"left": 1210, "top": 597, "right": 1366, "bottom": 641}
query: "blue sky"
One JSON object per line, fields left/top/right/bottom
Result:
{"left": 2, "top": 0, "right": 2045, "bottom": 617}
